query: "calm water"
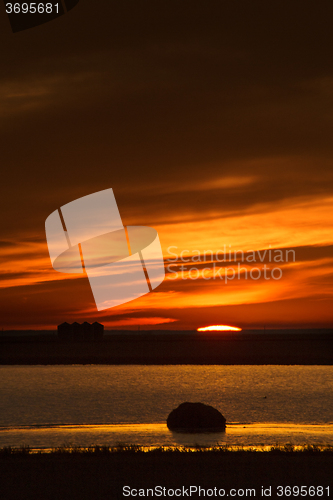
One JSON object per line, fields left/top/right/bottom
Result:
{"left": 0, "top": 365, "right": 332, "bottom": 448}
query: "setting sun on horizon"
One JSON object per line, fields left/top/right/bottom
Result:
{"left": 197, "top": 325, "right": 242, "bottom": 332}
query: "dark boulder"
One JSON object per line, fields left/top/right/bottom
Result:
{"left": 167, "top": 402, "right": 226, "bottom": 432}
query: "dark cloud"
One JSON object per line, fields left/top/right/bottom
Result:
{"left": 2, "top": 0, "right": 333, "bottom": 188}
{"left": 0, "top": 240, "right": 15, "bottom": 248}
{"left": 164, "top": 245, "right": 333, "bottom": 267}
{"left": 0, "top": 271, "right": 35, "bottom": 280}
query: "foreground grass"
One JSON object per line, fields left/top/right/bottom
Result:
{"left": 1, "top": 444, "right": 332, "bottom": 500}
{"left": 1, "top": 443, "right": 333, "bottom": 456}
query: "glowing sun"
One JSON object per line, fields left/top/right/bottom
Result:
{"left": 197, "top": 325, "right": 242, "bottom": 332}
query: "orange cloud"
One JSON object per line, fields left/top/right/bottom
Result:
{"left": 104, "top": 317, "right": 178, "bottom": 327}
{"left": 1, "top": 190, "right": 332, "bottom": 329}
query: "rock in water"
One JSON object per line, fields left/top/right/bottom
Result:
{"left": 167, "top": 402, "right": 226, "bottom": 432}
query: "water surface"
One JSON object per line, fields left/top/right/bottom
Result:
{"left": 0, "top": 365, "right": 332, "bottom": 448}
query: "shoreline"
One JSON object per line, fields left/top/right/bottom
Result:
{"left": 2, "top": 443, "right": 333, "bottom": 454}
{"left": 1, "top": 422, "right": 333, "bottom": 450}
{"left": 2, "top": 443, "right": 333, "bottom": 453}
{"left": 1, "top": 330, "right": 332, "bottom": 365}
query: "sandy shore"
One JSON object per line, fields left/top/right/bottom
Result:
{"left": 0, "top": 447, "right": 332, "bottom": 499}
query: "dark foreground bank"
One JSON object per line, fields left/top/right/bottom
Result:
{"left": 0, "top": 446, "right": 332, "bottom": 500}
{"left": 1, "top": 330, "right": 333, "bottom": 364}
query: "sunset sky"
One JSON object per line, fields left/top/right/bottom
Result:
{"left": 1, "top": 0, "right": 333, "bottom": 329}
